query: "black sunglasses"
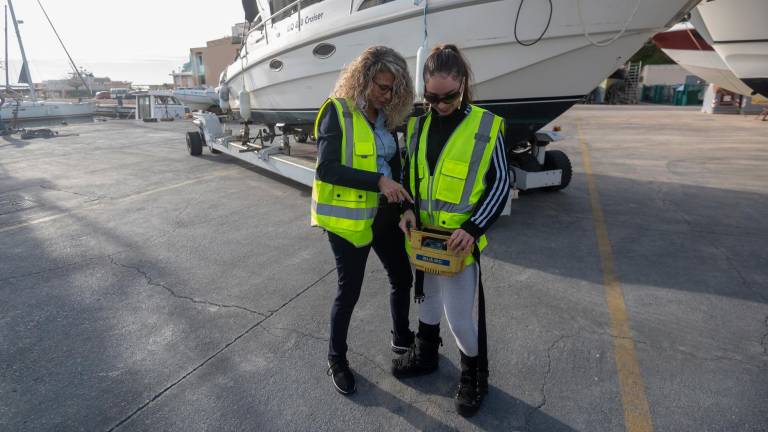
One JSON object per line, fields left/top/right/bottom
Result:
{"left": 423, "top": 86, "right": 463, "bottom": 105}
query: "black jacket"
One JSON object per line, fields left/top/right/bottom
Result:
{"left": 402, "top": 104, "right": 510, "bottom": 239}
{"left": 315, "top": 105, "right": 402, "bottom": 192}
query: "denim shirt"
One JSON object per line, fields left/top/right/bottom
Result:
{"left": 372, "top": 111, "right": 396, "bottom": 179}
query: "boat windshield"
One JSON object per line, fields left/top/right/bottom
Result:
{"left": 155, "top": 95, "right": 180, "bottom": 106}
{"left": 269, "top": 0, "right": 325, "bottom": 24}
{"left": 358, "top": 0, "right": 395, "bottom": 11}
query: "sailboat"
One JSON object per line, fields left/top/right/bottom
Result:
{"left": 221, "top": 0, "right": 702, "bottom": 145}
{"left": 0, "top": 0, "right": 94, "bottom": 122}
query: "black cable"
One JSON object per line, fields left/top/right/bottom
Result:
{"left": 514, "top": 0, "right": 552, "bottom": 47}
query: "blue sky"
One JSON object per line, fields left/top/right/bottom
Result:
{"left": 3, "top": 0, "right": 244, "bottom": 85}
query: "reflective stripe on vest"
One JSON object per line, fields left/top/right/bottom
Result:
{"left": 310, "top": 97, "right": 379, "bottom": 247}
{"left": 405, "top": 106, "right": 501, "bottom": 263}
{"left": 312, "top": 200, "right": 377, "bottom": 220}
{"left": 412, "top": 110, "right": 496, "bottom": 216}
{"left": 337, "top": 98, "right": 355, "bottom": 167}
{"left": 408, "top": 116, "right": 420, "bottom": 158}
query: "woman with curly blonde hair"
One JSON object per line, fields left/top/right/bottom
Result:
{"left": 311, "top": 46, "right": 416, "bottom": 395}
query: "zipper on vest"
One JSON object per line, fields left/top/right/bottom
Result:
{"left": 427, "top": 175, "right": 434, "bottom": 225}
{"left": 425, "top": 111, "right": 471, "bottom": 227}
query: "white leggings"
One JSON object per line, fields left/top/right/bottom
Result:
{"left": 418, "top": 264, "right": 479, "bottom": 357}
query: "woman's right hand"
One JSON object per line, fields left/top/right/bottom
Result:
{"left": 399, "top": 209, "right": 416, "bottom": 239}
{"left": 378, "top": 176, "right": 414, "bottom": 204}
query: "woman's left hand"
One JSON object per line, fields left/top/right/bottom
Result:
{"left": 447, "top": 228, "right": 474, "bottom": 255}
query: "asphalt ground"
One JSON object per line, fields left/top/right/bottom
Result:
{"left": 1, "top": 105, "right": 766, "bottom": 431}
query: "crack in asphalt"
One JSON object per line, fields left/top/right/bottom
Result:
{"left": 655, "top": 184, "right": 767, "bottom": 303}
{"left": 585, "top": 328, "right": 765, "bottom": 368}
{"left": 348, "top": 349, "right": 388, "bottom": 375}
{"left": 105, "top": 267, "right": 335, "bottom": 432}
{"left": 523, "top": 333, "right": 575, "bottom": 432}
{"left": 39, "top": 183, "right": 104, "bottom": 202}
{"left": 109, "top": 256, "right": 265, "bottom": 316}
{"left": 762, "top": 316, "right": 768, "bottom": 357}
{"left": 262, "top": 325, "right": 389, "bottom": 375}
{"left": 709, "top": 243, "right": 768, "bottom": 303}
{"left": 265, "top": 326, "right": 328, "bottom": 343}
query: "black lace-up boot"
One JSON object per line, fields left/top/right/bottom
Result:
{"left": 391, "top": 321, "right": 441, "bottom": 378}
{"left": 455, "top": 351, "right": 484, "bottom": 417}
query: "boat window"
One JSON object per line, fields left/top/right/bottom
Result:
{"left": 269, "top": 59, "right": 284, "bottom": 71}
{"left": 155, "top": 95, "right": 179, "bottom": 105}
{"left": 269, "top": 0, "right": 325, "bottom": 24}
{"left": 242, "top": 0, "right": 259, "bottom": 22}
{"left": 313, "top": 43, "right": 335, "bottom": 59}
{"left": 358, "top": 0, "right": 395, "bottom": 11}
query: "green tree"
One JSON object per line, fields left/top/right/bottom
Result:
{"left": 629, "top": 40, "right": 674, "bottom": 65}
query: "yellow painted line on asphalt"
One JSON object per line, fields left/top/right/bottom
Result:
{"left": 578, "top": 124, "right": 654, "bottom": 432}
{"left": 0, "top": 168, "right": 238, "bottom": 234}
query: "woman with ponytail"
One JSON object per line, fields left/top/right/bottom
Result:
{"left": 393, "top": 44, "right": 510, "bottom": 417}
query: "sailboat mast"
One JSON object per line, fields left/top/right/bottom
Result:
{"left": 35, "top": 0, "right": 91, "bottom": 96}
{"left": 7, "top": 0, "right": 34, "bottom": 99}
{"left": 5, "top": 5, "right": 9, "bottom": 92}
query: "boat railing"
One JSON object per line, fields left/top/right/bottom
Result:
{"left": 245, "top": 0, "right": 346, "bottom": 46}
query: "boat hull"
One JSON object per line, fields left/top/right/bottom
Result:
{"left": 172, "top": 89, "right": 219, "bottom": 111}
{"left": 653, "top": 25, "right": 755, "bottom": 96}
{"left": 226, "top": 0, "right": 700, "bottom": 142}
{"left": 693, "top": 0, "right": 768, "bottom": 97}
{"left": 1, "top": 101, "right": 95, "bottom": 121}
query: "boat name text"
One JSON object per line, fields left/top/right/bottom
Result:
{"left": 286, "top": 12, "right": 324, "bottom": 32}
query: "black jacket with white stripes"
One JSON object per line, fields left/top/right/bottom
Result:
{"left": 402, "top": 103, "right": 510, "bottom": 239}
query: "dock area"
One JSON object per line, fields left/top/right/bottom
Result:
{"left": 94, "top": 100, "right": 137, "bottom": 119}
{"left": 1, "top": 105, "right": 766, "bottom": 431}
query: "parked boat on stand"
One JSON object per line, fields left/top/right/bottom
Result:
{"left": 223, "top": 0, "right": 700, "bottom": 146}
{"left": 189, "top": 0, "right": 703, "bottom": 194}
{"left": 172, "top": 87, "right": 219, "bottom": 112}
{"left": 652, "top": 22, "right": 754, "bottom": 96}
{"left": 691, "top": 0, "right": 768, "bottom": 97}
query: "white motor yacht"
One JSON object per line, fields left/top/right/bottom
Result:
{"left": 690, "top": 0, "right": 768, "bottom": 97}
{"left": 652, "top": 22, "right": 754, "bottom": 96}
{"left": 172, "top": 87, "right": 219, "bottom": 111}
{"left": 223, "top": 0, "right": 701, "bottom": 144}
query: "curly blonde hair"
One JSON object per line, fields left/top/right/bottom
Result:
{"left": 331, "top": 46, "right": 415, "bottom": 129}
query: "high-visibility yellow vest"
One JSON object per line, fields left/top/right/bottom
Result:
{"left": 311, "top": 98, "right": 379, "bottom": 247}
{"left": 405, "top": 105, "right": 504, "bottom": 265}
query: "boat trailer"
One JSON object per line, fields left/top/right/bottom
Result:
{"left": 189, "top": 112, "right": 315, "bottom": 187}
{"left": 187, "top": 112, "right": 573, "bottom": 199}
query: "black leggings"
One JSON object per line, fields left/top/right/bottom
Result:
{"left": 327, "top": 203, "right": 413, "bottom": 361}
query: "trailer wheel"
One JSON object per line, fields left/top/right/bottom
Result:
{"left": 543, "top": 149, "right": 572, "bottom": 191}
{"left": 198, "top": 131, "right": 222, "bottom": 154}
{"left": 296, "top": 132, "right": 309, "bottom": 143}
{"left": 186, "top": 131, "right": 203, "bottom": 156}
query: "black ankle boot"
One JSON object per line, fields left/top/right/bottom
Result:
{"left": 455, "top": 351, "right": 483, "bottom": 417}
{"left": 391, "top": 322, "right": 441, "bottom": 378}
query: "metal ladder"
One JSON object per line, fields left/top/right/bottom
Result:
{"left": 622, "top": 61, "right": 642, "bottom": 104}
